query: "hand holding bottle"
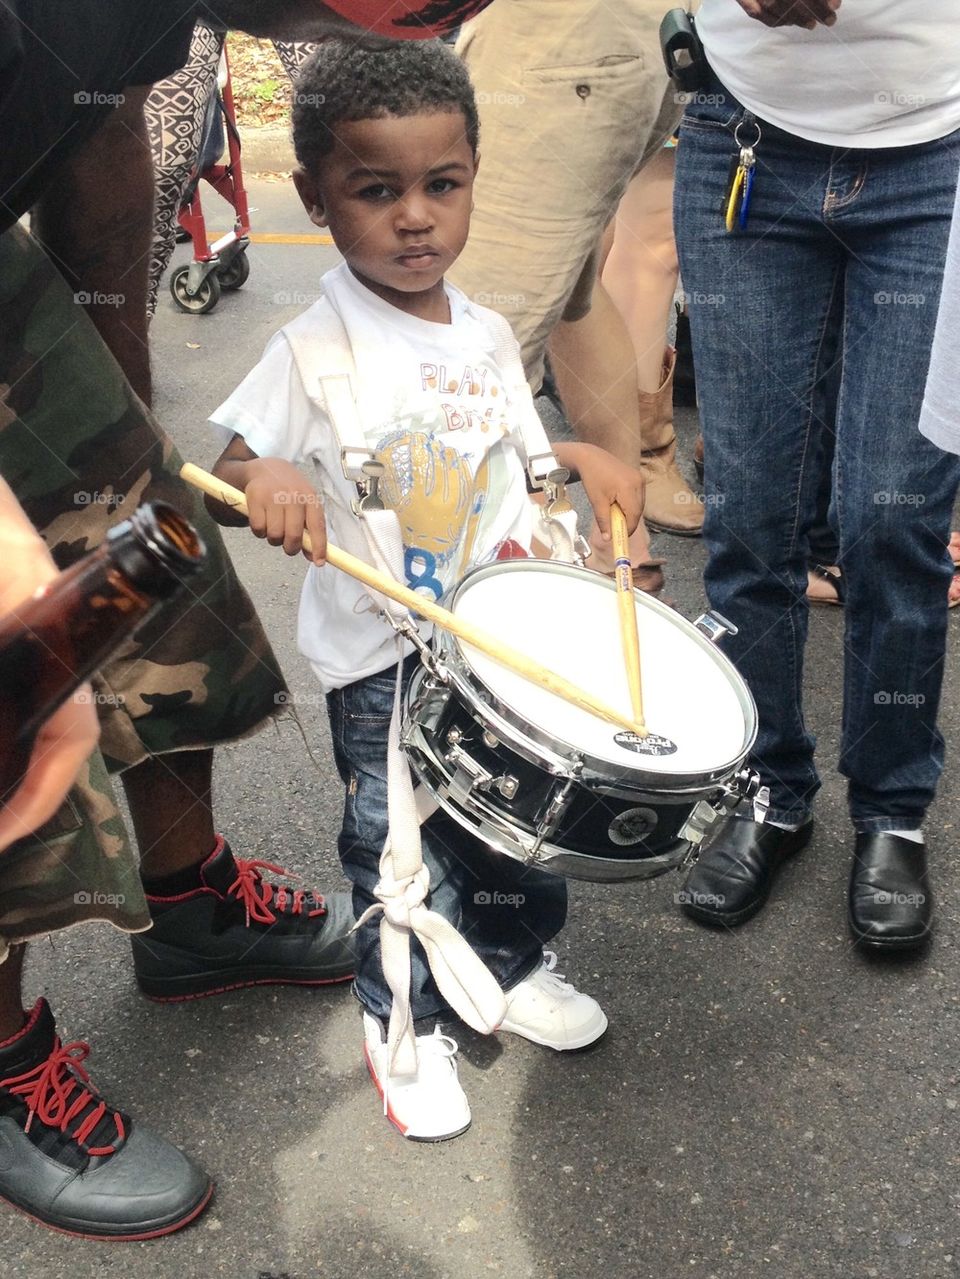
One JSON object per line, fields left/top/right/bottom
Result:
{"left": 0, "top": 478, "right": 100, "bottom": 853}
{"left": 0, "top": 490, "right": 205, "bottom": 854}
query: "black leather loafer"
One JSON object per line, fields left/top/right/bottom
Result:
{"left": 848, "top": 832, "right": 932, "bottom": 951}
{"left": 678, "top": 816, "right": 814, "bottom": 928}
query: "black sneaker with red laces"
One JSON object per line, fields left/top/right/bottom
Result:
{"left": 0, "top": 999, "right": 212, "bottom": 1239}
{"left": 131, "top": 836, "right": 355, "bottom": 1000}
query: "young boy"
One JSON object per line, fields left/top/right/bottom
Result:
{"left": 208, "top": 38, "right": 645, "bottom": 1141}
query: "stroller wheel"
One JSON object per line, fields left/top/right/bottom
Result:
{"left": 170, "top": 264, "right": 221, "bottom": 314}
{"left": 218, "top": 249, "right": 250, "bottom": 291}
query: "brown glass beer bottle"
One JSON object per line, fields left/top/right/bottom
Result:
{"left": 0, "top": 502, "right": 206, "bottom": 807}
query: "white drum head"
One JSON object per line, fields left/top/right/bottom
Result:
{"left": 451, "top": 564, "right": 752, "bottom": 776}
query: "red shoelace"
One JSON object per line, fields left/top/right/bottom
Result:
{"left": 0, "top": 1037, "right": 124, "bottom": 1157}
{"left": 227, "top": 857, "right": 327, "bottom": 928}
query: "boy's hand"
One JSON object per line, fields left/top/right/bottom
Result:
{"left": 211, "top": 438, "right": 327, "bottom": 565}
{"left": 553, "top": 442, "right": 645, "bottom": 544}
{"left": 244, "top": 459, "right": 327, "bottom": 564}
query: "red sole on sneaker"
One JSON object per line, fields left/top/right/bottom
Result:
{"left": 362, "top": 1044, "right": 470, "bottom": 1143}
{"left": 138, "top": 973, "right": 354, "bottom": 1003}
{"left": 0, "top": 1179, "right": 214, "bottom": 1242}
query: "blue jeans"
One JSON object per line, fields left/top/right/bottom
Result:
{"left": 327, "top": 654, "right": 568, "bottom": 1024}
{"left": 674, "top": 74, "right": 960, "bottom": 831}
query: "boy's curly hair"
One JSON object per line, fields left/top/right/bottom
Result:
{"left": 292, "top": 38, "right": 480, "bottom": 175}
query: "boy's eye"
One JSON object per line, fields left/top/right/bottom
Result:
{"left": 357, "top": 183, "right": 393, "bottom": 201}
{"left": 427, "top": 178, "right": 457, "bottom": 194}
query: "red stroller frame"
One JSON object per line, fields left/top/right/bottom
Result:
{"left": 170, "top": 43, "right": 251, "bottom": 314}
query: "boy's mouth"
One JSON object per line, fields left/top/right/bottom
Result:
{"left": 396, "top": 246, "right": 439, "bottom": 269}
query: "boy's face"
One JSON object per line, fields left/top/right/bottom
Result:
{"left": 294, "top": 110, "right": 477, "bottom": 323}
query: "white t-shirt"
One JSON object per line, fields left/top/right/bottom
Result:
{"left": 696, "top": 0, "right": 960, "bottom": 147}
{"left": 210, "top": 263, "right": 538, "bottom": 691}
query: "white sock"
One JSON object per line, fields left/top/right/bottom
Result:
{"left": 766, "top": 818, "right": 803, "bottom": 832}
{"left": 878, "top": 827, "right": 924, "bottom": 844}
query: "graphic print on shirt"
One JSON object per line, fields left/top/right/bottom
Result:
{"left": 376, "top": 426, "right": 474, "bottom": 599}
{"left": 372, "top": 363, "right": 513, "bottom": 600}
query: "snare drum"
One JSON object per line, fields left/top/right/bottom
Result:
{"left": 402, "top": 559, "right": 759, "bottom": 882}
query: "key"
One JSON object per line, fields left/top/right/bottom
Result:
{"left": 724, "top": 145, "right": 755, "bottom": 233}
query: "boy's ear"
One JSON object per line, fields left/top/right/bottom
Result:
{"left": 293, "top": 166, "right": 328, "bottom": 228}
{"left": 473, "top": 149, "right": 480, "bottom": 179}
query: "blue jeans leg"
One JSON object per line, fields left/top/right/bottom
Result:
{"left": 829, "top": 141, "right": 960, "bottom": 828}
{"left": 674, "top": 79, "right": 960, "bottom": 829}
{"left": 327, "top": 656, "right": 568, "bottom": 1024}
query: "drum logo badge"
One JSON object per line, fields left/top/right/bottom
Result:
{"left": 614, "top": 730, "right": 678, "bottom": 757}
{"left": 608, "top": 806, "right": 659, "bottom": 846}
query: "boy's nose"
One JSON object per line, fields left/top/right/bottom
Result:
{"left": 396, "top": 195, "right": 433, "bottom": 231}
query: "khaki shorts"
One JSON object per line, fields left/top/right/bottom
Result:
{"left": 449, "top": 0, "right": 681, "bottom": 389}
{"left": 0, "top": 225, "right": 287, "bottom": 955}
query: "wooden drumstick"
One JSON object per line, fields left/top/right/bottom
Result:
{"left": 180, "top": 463, "right": 648, "bottom": 737}
{"left": 610, "top": 502, "right": 646, "bottom": 730}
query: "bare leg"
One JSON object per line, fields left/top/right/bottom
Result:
{"left": 548, "top": 288, "right": 661, "bottom": 582}
{"left": 595, "top": 150, "right": 700, "bottom": 535}
{"left": 0, "top": 945, "right": 26, "bottom": 1040}
{"left": 549, "top": 280, "right": 641, "bottom": 461}
{"left": 602, "top": 149, "right": 679, "bottom": 395}
{"left": 121, "top": 748, "right": 216, "bottom": 878}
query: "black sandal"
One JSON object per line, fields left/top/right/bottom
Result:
{"left": 807, "top": 564, "right": 845, "bottom": 607}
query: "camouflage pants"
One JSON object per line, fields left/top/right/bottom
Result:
{"left": 0, "top": 224, "right": 286, "bottom": 957}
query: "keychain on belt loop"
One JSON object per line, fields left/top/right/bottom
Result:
{"left": 724, "top": 110, "right": 762, "bottom": 232}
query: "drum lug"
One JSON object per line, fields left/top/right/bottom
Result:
{"left": 497, "top": 774, "right": 520, "bottom": 800}
{"left": 446, "top": 741, "right": 495, "bottom": 806}
{"left": 446, "top": 738, "right": 521, "bottom": 806}
{"left": 679, "top": 769, "right": 769, "bottom": 861}
{"left": 530, "top": 777, "right": 577, "bottom": 856}
{"left": 693, "top": 610, "right": 739, "bottom": 644}
{"left": 679, "top": 799, "right": 723, "bottom": 850}
{"left": 731, "top": 766, "right": 769, "bottom": 822}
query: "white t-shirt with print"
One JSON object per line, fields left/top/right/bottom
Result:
{"left": 696, "top": 0, "right": 960, "bottom": 148}
{"left": 210, "top": 263, "right": 538, "bottom": 691}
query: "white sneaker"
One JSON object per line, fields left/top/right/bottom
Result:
{"left": 362, "top": 1012, "right": 471, "bottom": 1142}
{"left": 498, "top": 952, "right": 608, "bottom": 1050}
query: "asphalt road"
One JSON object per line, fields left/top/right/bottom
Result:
{"left": 4, "top": 180, "right": 960, "bottom": 1279}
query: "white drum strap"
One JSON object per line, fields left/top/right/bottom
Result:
{"left": 285, "top": 326, "right": 506, "bottom": 1086}
{"left": 353, "top": 661, "right": 508, "bottom": 1081}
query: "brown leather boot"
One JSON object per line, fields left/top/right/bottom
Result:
{"left": 640, "top": 349, "right": 703, "bottom": 537}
